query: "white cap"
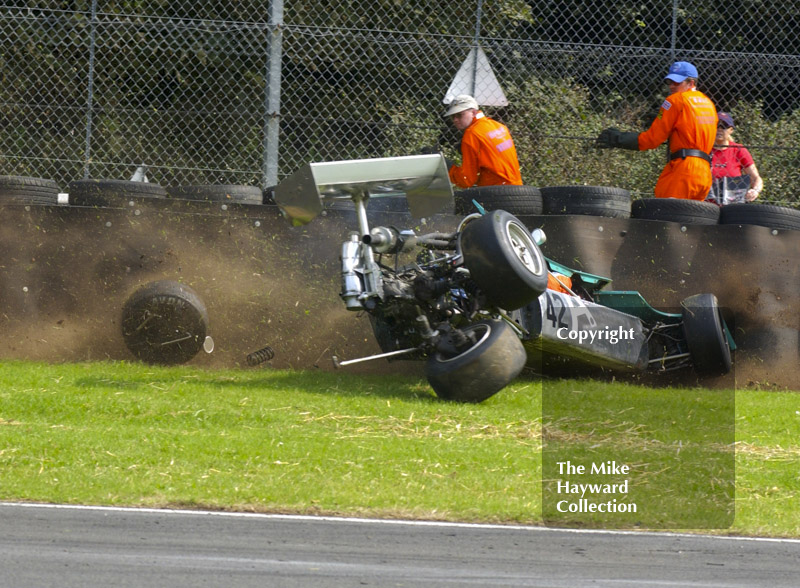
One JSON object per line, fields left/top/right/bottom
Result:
{"left": 444, "top": 94, "right": 479, "bottom": 117}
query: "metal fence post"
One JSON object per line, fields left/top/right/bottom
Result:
{"left": 82, "top": 0, "right": 99, "bottom": 179}
{"left": 262, "top": 0, "right": 284, "bottom": 189}
{"left": 470, "top": 0, "right": 486, "bottom": 96}
{"left": 671, "top": 0, "right": 678, "bottom": 59}
{"left": 0, "top": 1, "right": 797, "bottom": 204}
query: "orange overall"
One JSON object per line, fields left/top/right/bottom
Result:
{"left": 637, "top": 90, "right": 717, "bottom": 200}
{"left": 547, "top": 273, "right": 573, "bottom": 294}
{"left": 449, "top": 112, "right": 523, "bottom": 189}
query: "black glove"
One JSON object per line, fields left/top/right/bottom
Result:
{"left": 418, "top": 146, "right": 439, "bottom": 155}
{"left": 597, "top": 128, "right": 639, "bottom": 151}
{"left": 445, "top": 158, "right": 456, "bottom": 169}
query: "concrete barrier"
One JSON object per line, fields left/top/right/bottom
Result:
{"left": 1, "top": 200, "right": 797, "bottom": 387}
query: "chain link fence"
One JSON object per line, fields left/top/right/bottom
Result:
{"left": 2, "top": 1, "right": 799, "bottom": 203}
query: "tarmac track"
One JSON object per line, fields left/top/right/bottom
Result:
{"left": 2, "top": 503, "right": 799, "bottom": 588}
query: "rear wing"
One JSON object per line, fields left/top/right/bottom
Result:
{"left": 273, "top": 154, "right": 454, "bottom": 225}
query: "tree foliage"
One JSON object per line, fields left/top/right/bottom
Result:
{"left": 0, "top": 1, "right": 797, "bottom": 204}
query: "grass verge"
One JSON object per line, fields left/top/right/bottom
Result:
{"left": 0, "top": 360, "right": 798, "bottom": 537}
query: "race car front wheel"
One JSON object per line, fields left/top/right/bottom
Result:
{"left": 681, "top": 293, "right": 732, "bottom": 377}
{"left": 460, "top": 209, "right": 548, "bottom": 310}
{"left": 425, "top": 319, "right": 526, "bottom": 403}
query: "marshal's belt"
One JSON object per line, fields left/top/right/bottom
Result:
{"left": 669, "top": 148, "right": 712, "bottom": 164}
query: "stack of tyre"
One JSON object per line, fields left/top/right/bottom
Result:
{"left": 453, "top": 184, "right": 800, "bottom": 231}
{"left": 66, "top": 180, "right": 268, "bottom": 206}
{"left": 631, "top": 197, "right": 800, "bottom": 231}
{"left": 0, "top": 175, "right": 274, "bottom": 207}
{"left": 165, "top": 184, "right": 265, "bottom": 205}
{"left": 454, "top": 185, "right": 631, "bottom": 219}
{"left": 0, "top": 175, "right": 62, "bottom": 205}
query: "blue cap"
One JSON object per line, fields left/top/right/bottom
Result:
{"left": 665, "top": 61, "right": 698, "bottom": 82}
{"left": 717, "top": 112, "right": 734, "bottom": 128}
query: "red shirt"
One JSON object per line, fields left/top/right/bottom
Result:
{"left": 711, "top": 142, "right": 755, "bottom": 180}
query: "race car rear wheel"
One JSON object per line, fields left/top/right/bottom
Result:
{"left": 681, "top": 293, "right": 732, "bottom": 377}
{"left": 425, "top": 319, "right": 526, "bottom": 403}
{"left": 460, "top": 209, "right": 548, "bottom": 310}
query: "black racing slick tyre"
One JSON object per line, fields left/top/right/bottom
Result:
{"left": 631, "top": 198, "right": 720, "bottom": 225}
{"left": 121, "top": 280, "right": 209, "bottom": 366}
{"left": 454, "top": 185, "right": 543, "bottom": 216}
{"left": 719, "top": 203, "right": 800, "bottom": 231}
{"left": 460, "top": 210, "right": 548, "bottom": 310}
{"left": 166, "top": 184, "right": 264, "bottom": 205}
{"left": 426, "top": 319, "right": 526, "bottom": 403}
{"left": 681, "top": 293, "right": 732, "bottom": 377}
{"left": 540, "top": 186, "right": 631, "bottom": 218}
{"left": 68, "top": 179, "right": 167, "bottom": 206}
{"left": 0, "top": 175, "right": 60, "bottom": 205}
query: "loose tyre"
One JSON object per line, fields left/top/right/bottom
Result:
{"left": 454, "top": 185, "right": 543, "bottom": 216}
{"left": 460, "top": 210, "right": 548, "bottom": 310}
{"left": 632, "top": 198, "right": 720, "bottom": 224}
{"left": 718, "top": 203, "right": 800, "bottom": 231}
{"left": 540, "top": 186, "right": 631, "bottom": 218}
{"left": 426, "top": 319, "right": 526, "bottom": 402}
{"left": 166, "top": 184, "right": 263, "bottom": 205}
{"left": 69, "top": 179, "right": 167, "bottom": 206}
{"left": 121, "top": 280, "right": 209, "bottom": 366}
{"left": 0, "top": 175, "right": 60, "bottom": 205}
{"left": 681, "top": 293, "right": 732, "bottom": 377}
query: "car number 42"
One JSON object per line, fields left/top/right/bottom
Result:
{"left": 540, "top": 290, "right": 598, "bottom": 338}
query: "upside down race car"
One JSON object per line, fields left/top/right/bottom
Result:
{"left": 275, "top": 155, "right": 734, "bottom": 402}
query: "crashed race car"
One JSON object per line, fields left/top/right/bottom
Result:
{"left": 275, "top": 155, "right": 734, "bottom": 402}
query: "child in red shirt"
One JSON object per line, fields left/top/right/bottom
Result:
{"left": 709, "top": 112, "right": 763, "bottom": 203}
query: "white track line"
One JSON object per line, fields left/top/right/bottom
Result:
{"left": 2, "top": 501, "right": 799, "bottom": 544}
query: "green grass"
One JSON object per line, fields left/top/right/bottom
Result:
{"left": 1, "top": 360, "right": 798, "bottom": 537}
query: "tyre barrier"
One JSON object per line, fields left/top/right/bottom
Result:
{"left": 719, "top": 203, "right": 800, "bottom": 231}
{"left": 454, "top": 185, "right": 543, "bottom": 216}
{"left": 631, "top": 197, "right": 720, "bottom": 225}
{"left": 0, "top": 189, "right": 798, "bottom": 387}
{"left": 540, "top": 186, "right": 631, "bottom": 219}
{"left": 69, "top": 179, "right": 167, "bottom": 206}
{"left": 325, "top": 194, "right": 411, "bottom": 214}
{"left": 166, "top": 184, "right": 264, "bottom": 205}
{"left": 0, "top": 175, "right": 60, "bottom": 205}
{"left": 630, "top": 198, "right": 800, "bottom": 231}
